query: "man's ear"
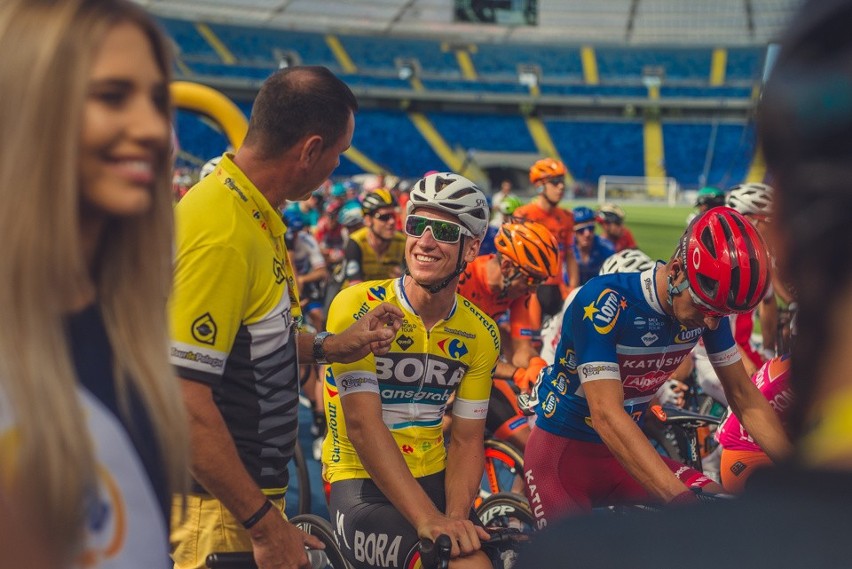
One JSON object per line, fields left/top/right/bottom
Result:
{"left": 300, "top": 135, "right": 324, "bottom": 165}
{"left": 464, "top": 238, "right": 482, "bottom": 263}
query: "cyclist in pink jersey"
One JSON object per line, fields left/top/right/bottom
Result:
{"left": 717, "top": 355, "right": 793, "bottom": 493}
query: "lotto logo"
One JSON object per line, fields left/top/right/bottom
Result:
{"left": 582, "top": 288, "right": 627, "bottom": 334}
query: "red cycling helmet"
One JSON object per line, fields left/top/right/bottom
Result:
{"left": 679, "top": 207, "right": 770, "bottom": 314}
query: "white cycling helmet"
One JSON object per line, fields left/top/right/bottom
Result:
{"left": 726, "top": 182, "right": 774, "bottom": 218}
{"left": 199, "top": 155, "right": 222, "bottom": 179}
{"left": 599, "top": 248, "right": 655, "bottom": 276}
{"left": 406, "top": 172, "right": 489, "bottom": 239}
{"left": 338, "top": 207, "right": 364, "bottom": 228}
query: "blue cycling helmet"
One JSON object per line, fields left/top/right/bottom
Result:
{"left": 572, "top": 206, "right": 596, "bottom": 226}
{"left": 282, "top": 208, "right": 306, "bottom": 232}
{"left": 331, "top": 183, "right": 347, "bottom": 198}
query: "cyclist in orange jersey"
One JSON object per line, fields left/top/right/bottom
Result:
{"left": 514, "top": 158, "right": 580, "bottom": 319}
{"left": 457, "top": 221, "right": 558, "bottom": 449}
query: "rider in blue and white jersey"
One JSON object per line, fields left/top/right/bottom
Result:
{"left": 523, "top": 208, "right": 791, "bottom": 525}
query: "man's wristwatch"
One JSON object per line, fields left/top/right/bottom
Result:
{"left": 313, "top": 331, "right": 333, "bottom": 364}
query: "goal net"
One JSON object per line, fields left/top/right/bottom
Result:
{"left": 597, "top": 176, "right": 680, "bottom": 207}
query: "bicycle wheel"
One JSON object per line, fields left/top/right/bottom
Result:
{"left": 476, "top": 492, "right": 535, "bottom": 533}
{"left": 642, "top": 416, "right": 684, "bottom": 462}
{"left": 290, "top": 514, "right": 350, "bottom": 569}
{"left": 481, "top": 439, "right": 525, "bottom": 498}
{"left": 288, "top": 442, "right": 312, "bottom": 516}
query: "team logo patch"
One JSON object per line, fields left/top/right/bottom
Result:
{"left": 542, "top": 392, "right": 558, "bottom": 418}
{"left": 325, "top": 367, "right": 338, "bottom": 398}
{"left": 582, "top": 288, "right": 627, "bottom": 334}
{"left": 552, "top": 372, "right": 568, "bottom": 395}
{"left": 272, "top": 258, "right": 286, "bottom": 284}
{"left": 191, "top": 313, "right": 217, "bottom": 345}
{"left": 730, "top": 461, "right": 747, "bottom": 476}
{"left": 564, "top": 349, "right": 578, "bottom": 373}
{"left": 396, "top": 335, "right": 414, "bottom": 351}
{"left": 437, "top": 338, "right": 468, "bottom": 359}
{"left": 367, "top": 286, "right": 387, "bottom": 302}
{"left": 674, "top": 325, "right": 702, "bottom": 344}
{"left": 401, "top": 444, "right": 414, "bottom": 454}
{"left": 641, "top": 332, "right": 659, "bottom": 346}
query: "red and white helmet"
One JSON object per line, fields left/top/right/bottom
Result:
{"left": 680, "top": 207, "right": 771, "bottom": 314}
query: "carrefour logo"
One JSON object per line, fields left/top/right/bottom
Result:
{"left": 582, "top": 288, "right": 626, "bottom": 335}
{"left": 324, "top": 366, "right": 338, "bottom": 399}
{"left": 674, "top": 325, "right": 702, "bottom": 344}
{"left": 367, "top": 286, "right": 387, "bottom": 302}
{"left": 437, "top": 338, "right": 468, "bottom": 359}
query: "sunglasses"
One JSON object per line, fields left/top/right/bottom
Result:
{"left": 507, "top": 267, "right": 547, "bottom": 287}
{"left": 404, "top": 214, "right": 472, "bottom": 243}
{"left": 576, "top": 225, "right": 595, "bottom": 234}
{"left": 373, "top": 212, "right": 396, "bottom": 223}
{"left": 687, "top": 287, "right": 726, "bottom": 319}
{"left": 544, "top": 178, "right": 565, "bottom": 186}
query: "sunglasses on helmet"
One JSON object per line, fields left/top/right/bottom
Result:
{"left": 404, "top": 215, "right": 472, "bottom": 243}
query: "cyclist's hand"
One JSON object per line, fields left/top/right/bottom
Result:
{"left": 250, "top": 515, "right": 324, "bottom": 569}
{"left": 330, "top": 302, "right": 403, "bottom": 362}
{"left": 418, "top": 515, "right": 486, "bottom": 558}
{"left": 656, "top": 379, "right": 687, "bottom": 407}
{"left": 513, "top": 357, "right": 547, "bottom": 392}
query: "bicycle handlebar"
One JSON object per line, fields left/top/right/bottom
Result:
{"left": 205, "top": 549, "right": 328, "bottom": 569}
{"left": 418, "top": 528, "right": 530, "bottom": 569}
{"left": 650, "top": 404, "right": 722, "bottom": 427}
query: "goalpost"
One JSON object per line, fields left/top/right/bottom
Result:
{"left": 597, "top": 176, "right": 680, "bottom": 207}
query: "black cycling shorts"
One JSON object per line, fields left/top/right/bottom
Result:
{"left": 328, "top": 471, "right": 481, "bottom": 569}
{"left": 536, "top": 284, "right": 564, "bottom": 319}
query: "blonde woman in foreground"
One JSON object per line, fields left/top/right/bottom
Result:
{"left": 0, "top": 0, "right": 187, "bottom": 566}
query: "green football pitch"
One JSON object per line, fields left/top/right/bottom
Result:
{"left": 560, "top": 202, "right": 693, "bottom": 262}
{"left": 618, "top": 204, "right": 693, "bottom": 262}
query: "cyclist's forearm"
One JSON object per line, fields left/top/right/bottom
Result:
{"left": 299, "top": 266, "right": 328, "bottom": 285}
{"left": 593, "top": 408, "right": 688, "bottom": 502}
{"left": 444, "top": 430, "right": 485, "bottom": 519}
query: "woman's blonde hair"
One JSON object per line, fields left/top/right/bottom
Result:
{"left": 0, "top": 0, "right": 187, "bottom": 561}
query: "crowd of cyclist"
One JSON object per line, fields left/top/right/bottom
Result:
{"left": 181, "top": 152, "right": 794, "bottom": 568}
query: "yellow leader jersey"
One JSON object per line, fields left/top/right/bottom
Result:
{"left": 322, "top": 277, "right": 500, "bottom": 483}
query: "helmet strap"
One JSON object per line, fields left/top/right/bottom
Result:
{"left": 666, "top": 273, "right": 689, "bottom": 306}
{"left": 406, "top": 236, "right": 468, "bottom": 294}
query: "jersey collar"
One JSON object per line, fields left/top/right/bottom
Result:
{"left": 396, "top": 276, "right": 458, "bottom": 321}
{"left": 640, "top": 262, "right": 666, "bottom": 316}
{"left": 215, "top": 153, "right": 286, "bottom": 239}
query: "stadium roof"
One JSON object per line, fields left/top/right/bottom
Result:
{"left": 137, "top": 0, "right": 803, "bottom": 46}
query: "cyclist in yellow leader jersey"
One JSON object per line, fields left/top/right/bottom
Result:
{"left": 322, "top": 172, "right": 499, "bottom": 569}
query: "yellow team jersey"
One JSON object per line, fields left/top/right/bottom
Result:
{"left": 322, "top": 277, "right": 500, "bottom": 483}
{"left": 169, "top": 154, "right": 301, "bottom": 494}
{"left": 342, "top": 227, "right": 406, "bottom": 283}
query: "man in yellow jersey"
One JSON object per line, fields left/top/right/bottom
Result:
{"left": 341, "top": 188, "right": 406, "bottom": 285}
{"left": 322, "top": 172, "right": 499, "bottom": 569}
{"left": 169, "top": 66, "right": 403, "bottom": 569}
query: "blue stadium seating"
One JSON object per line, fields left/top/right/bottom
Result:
{"left": 207, "top": 23, "right": 338, "bottom": 68}
{"left": 546, "top": 119, "right": 646, "bottom": 182}
{"left": 725, "top": 47, "right": 765, "bottom": 81}
{"left": 472, "top": 43, "right": 583, "bottom": 78}
{"left": 158, "top": 17, "right": 218, "bottom": 60}
{"left": 427, "top": 112, "right": 536, "bottom": 153}
{"left": 596, "top": 47, "right": 712, "bottom": 81}
{"left": 339, "top": 35, "right": 458, "bottom": 75}
{"left": 340, "top": 109, "right": 445, "bottom": 177}
{"left": 662, "top": 121, "right": 754, "bottom": 188}
{"left": 175, "top": 109, "right": 232, "bottom": 166}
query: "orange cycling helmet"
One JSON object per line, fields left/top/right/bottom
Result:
{"left": 678, "top": 207, "right": 771, "bottom": 315}
{"left": 494, "top": 221, "right": 559, "bottom": 280}
{"left": 529, "top": 158, "right": 566, "bottom": 185}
